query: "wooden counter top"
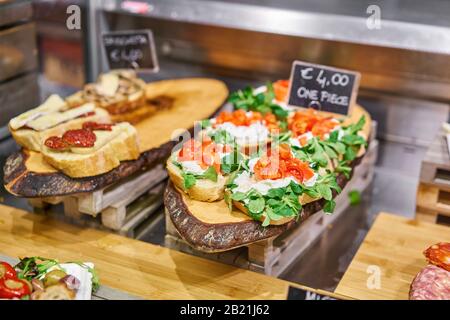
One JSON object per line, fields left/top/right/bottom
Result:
{"left": 0, "top": 203, "right": 300, "bottom": 300}
{"left": 335, "top": 212, "right": 450, "bottom": 300}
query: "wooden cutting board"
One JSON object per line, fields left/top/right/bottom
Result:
{"left": 0, "top": 203, "right": 299, "bottom": 299}
{"left": 335, "top": 212, "right": 450, "bottom": 300}
{"left": 4, "top": 78, "right": 228, "bottom": 197}
{"left": 165, "top": 105, "right": 372, "bottom": 252}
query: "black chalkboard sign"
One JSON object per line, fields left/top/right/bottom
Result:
{"left": 287, "top": 61, "right": 360, "bottom": 115}
{"left": 287, "top": 286, "right": 337, "bottom": 300}
{"left": 102, "top": 30, "right": 159, "bottom": 72}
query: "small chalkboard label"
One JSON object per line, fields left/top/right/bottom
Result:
{"left": 287, "top": 61, "right": 360, "bottom": 115}
{"left": 287, "top": 286, "right": 337, "bottom": 300}
{"left": 102, "top": 30, "right": 159, "bottom": 72}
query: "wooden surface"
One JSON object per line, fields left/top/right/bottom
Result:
{"left": 165, "top": 105, "right": 372, "bottom": 252}
{"left": 335, "top": 212, "right": 450, "bottom": 300}
{"left": 0, "top": 203, "right": 305, "bottom": 300}
{"left": 4, "top": 78, "right": 228, "bottom": 197}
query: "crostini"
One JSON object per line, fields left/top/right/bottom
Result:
{"left": 167, "top": 137, "right": 238, "bottom": 202}
{"left": 9, "top": 95, "right": 110, "bottom": 152}
{"left": 41, "top": 122, "right": 140, "bottom": 178}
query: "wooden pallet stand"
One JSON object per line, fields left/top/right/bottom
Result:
{"left": 28, "top": 164, "right": 168, "bottom": 237}
{"left": 416, "top": 183, "right": 450, "bottom": 224}
{"left": 416, "top": 129, "right": 450, "bottom": 225}
{"left": 165, "top": 136, "right": 378, "bottom": 276}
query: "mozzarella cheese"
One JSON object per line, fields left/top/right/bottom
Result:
{"left": 9, "top": 94, "right": 67, "bottom": 130}
{"left": 27, "top": 103, "right": 96, "bottom": 131}
{"left": 214, "top": 122, "right": 269, "bottom": 145}
{"left": 179, "top": 160, "right": 207, "bottom": 175}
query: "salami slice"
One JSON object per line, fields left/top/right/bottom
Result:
{"left": 409, "top": 265, "right": 450, "bottom": 300}
{"left": 424, "top": 242, "right": 450, "bottom": 272}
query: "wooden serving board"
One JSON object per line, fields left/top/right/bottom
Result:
{"left": 335, "top": 212, "right": 450, "bottom": 300}
{"left": 165, "top": 105, "right": 372, "bottom": 252}
{"left": 0, "top": 203, "right": 299, "bottom": 300}
{"left": 4, "top": 78, "right": 228, "bottom": 197}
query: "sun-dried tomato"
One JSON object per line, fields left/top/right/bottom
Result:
{"left": 62, "top": 129, "right": 96, "bottom": 148}
{"left": 44, "top": 136, "right": 69, "bottom": 150}
{"left": 82, "top": 121, "right": 113, "bottom": 131}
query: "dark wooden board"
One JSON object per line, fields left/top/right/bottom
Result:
{"left": 3, "top": 78, "right": 228, "bottom": 197}
{"left": 164, "top": 155, "right": 363, "bottom": 252}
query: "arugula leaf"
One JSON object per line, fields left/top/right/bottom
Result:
{"left": 267, "top": 188, "right": 285, "bottom": 199}
{"left": 182, "top": 173, "right": 196, "bottom": 189}
{"left": 323, "top": 200, "right": 336, "bottom": 213}
{"left": 210, "top": 129, "right": 236, "bottom": 145}
{"left": 228, "top": 83, "right": 288, "bottom": 121}
{"left": 200, "top": 119, "right": 211, "bottom": 129}
{"left": 224, "top": 192, "right": 232, "bottom": 210}
{"left": 348, "top": 190, "right": 361, "bottom": 205}
{"left": 221, "top": 149, "right": 243, "bottom": 174}
{"left": 202, "top": 166, "right": 218, "bottom": 182}
{"left": 316, "top": 183, "right": 332, "bottom": 201}
{"left": 344, "top": 147, "right": 357, "bottom": 161}
{"left": 248, "top": 198, "right": 265, "bottom": 214}
{"left": 231, "top": 191, "right": 247, "bottom": 201}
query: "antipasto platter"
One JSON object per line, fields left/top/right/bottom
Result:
{"left": 164, "top": 80, "right": 371, "bottom": 252}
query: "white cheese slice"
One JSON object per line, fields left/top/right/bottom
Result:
{"left": 96, "top": 73, "right": 119, "bottom": 96}
{"left": 9, "top": 94, "right": 66, "bottom": 130}
{"left": 27, "top": 103, "right": 95, "bottom": 131}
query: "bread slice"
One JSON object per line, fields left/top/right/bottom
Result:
{"left": 32, "top": 283, "right": 75, "bottom": 300}
{"left": 166, "top": 159, "right": 226, "bottom": 202}
{"left": 41, "top": 123, "right": 140, "bottom": 178}
{"left": 10, "top": 105, "right": 110, "bottom": 152}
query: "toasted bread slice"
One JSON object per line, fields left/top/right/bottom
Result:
{"left": 41, "top": 123, "right": 140, "bottom": 178}
{"left": 31, "top": 283, "right": 75, "bottom": 300}
{"left": 9, "top": 96, "right": 111, "bottom": 152}
{"left": 166, "top": 160, "right": 226, "bottom": 202}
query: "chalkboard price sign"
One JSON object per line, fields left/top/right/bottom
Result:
{"left": 287, "top": 286, "right": 337, "bottom": 300}
{"left": 102, "top": 30, "right": 159, "bottom": 72}
{"left": 287, "top": 61, "right": 360, "bottom": 115}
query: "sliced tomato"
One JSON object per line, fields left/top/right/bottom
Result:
{"left": 273, "top": 80, "right": 289, "bottom": 102}
{"left": 0, "top": 262, "right": 17, "bottom": 280}
{"left": 0, "top": 278, "right": 30, "bottom": 299}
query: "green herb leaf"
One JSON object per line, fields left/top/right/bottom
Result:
{"left": 267, "top": 188, "right": 285, "bottom": 199}
{"left": 202, "top": 166, "right": 218, "bottom": 182}
{"left": 316, "top": 183, "right": 332, "bottom": 200}
{"left": 231, "top": 191, "right": 247, "bottom": 201}
{"left": 182, "top": 173, "right": 196, "bottom": 189}
{"left": 323, "top": 200, "right": 336, "bottom": 213}
{"left": 248, "top": 198, "right": 265, "bottom": 214}
{"left": 348, "top": 190, "right": 361, "bottom": 205}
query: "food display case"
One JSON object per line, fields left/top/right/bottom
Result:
{"left": 0, "top": 0, "right": 449, "bottom": 303}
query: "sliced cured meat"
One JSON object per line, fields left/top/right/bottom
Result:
{"left": 409, "top": 265, "right": 450, "bottom": 300}
{"left": 424, "top": 242, "right": 450, "bottom": 272}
